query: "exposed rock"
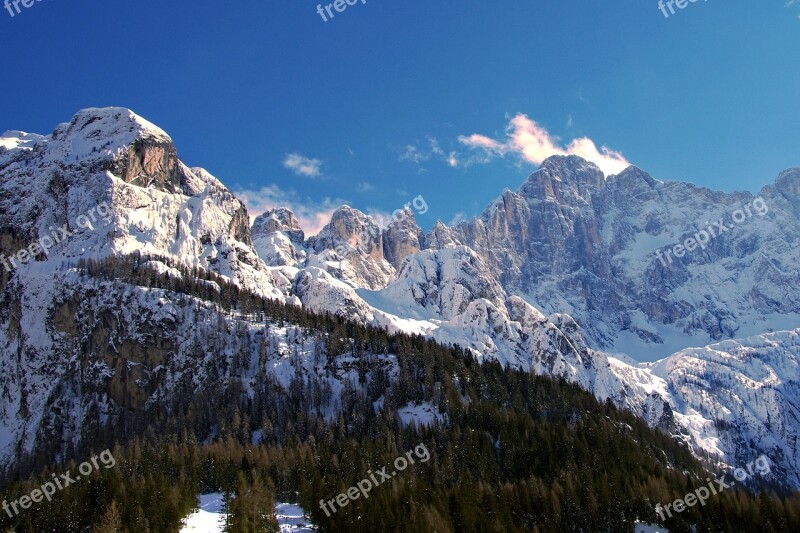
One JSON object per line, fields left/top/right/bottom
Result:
{"left": 252, "top": 207, "right": 305, "bottom": 245}
{"left": 306, "top": 206, "right": 395, "bottom": 289}
{"left": 382, "top": 208, "right": 423, "bottom": 269}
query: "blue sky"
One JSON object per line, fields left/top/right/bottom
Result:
{"left": 2, "top": 0, "right": 799, "bottom": 233}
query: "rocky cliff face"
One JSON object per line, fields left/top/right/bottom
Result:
{"left": 252, "top": 207, "right": 305, "bottom": 245}
{"left": 382, "top": 209, "right": 424, "bottom": 269}
{"left": 429, "top": 155, "right": 800, "bottom": 358}
{"left": 305, "top": 206, "right": 396, "bottom": 290}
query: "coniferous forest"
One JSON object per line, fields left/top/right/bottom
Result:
{"left": 1, "top": 254, "right": 799, "bottom": 532}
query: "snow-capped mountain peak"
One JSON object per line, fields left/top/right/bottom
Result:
{"left": 49, "top": 107, "right": 172, "bottom": 164}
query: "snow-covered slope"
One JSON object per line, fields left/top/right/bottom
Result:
{"left": 252, "top": 207, "right": 306, "bottom": 267}
{"left": 179, "top": 495, "right": 316, "bottom": 533}
{"left": 0, "top": 266, "right": 397, "bottom": 475}
{"left": 644, "top": 330, "right": 800, "bottom": 487}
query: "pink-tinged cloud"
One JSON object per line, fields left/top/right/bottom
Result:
{"left": 459, "top": 114, "right": 631, "bottom": 176}
{"left": 234, "top": 184, "right": 346, "bottom": 236}
{"left": 458, "top": 134, "right": 507, "bottom": 153}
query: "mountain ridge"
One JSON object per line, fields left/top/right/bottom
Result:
{"left": 1, "top": 107, "right": 798, "bottom": 491}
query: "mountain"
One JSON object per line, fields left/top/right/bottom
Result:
{"left": 1, "top": 108, "right": 799, "bottom": 494}
{"left": 0, "top": 107, "right": 292, "bottom": 301}
{"left": 305, "top": 205, "right": 396, "bottom": 290}
{"left": 439, "top": 155, "right": 800, "bottom": 358}
{"left": 251, "top": 207, "right": 306, "bottom": 266}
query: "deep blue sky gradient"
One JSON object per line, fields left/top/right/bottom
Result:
{"left": 2, "top": 0, "right": 799, "bottom": 231}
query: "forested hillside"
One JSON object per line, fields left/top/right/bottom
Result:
{"left": 1, "top": 255, "right": 799, "bottom": 532}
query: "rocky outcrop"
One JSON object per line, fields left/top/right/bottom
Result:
{"left": 105, "top": 139, "right": 185, "bottom": 194}
{"left": 306, "top": 206, "right": 395, "bottom": 290}
{"left": 382, "top": 208, "right": 424, "bottom": 269}
{"left": 251, "top": 208, "right": 306, "bottom": 267}
{"left": 252, "top": 208, "right": 305, "bottom": 245}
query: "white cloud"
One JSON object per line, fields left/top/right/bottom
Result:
{"left": 234, "top": 184, "right": 346, "bottom": 236}
{"left": 399, "top": 137, "right": 480, "bottom": 169}
{"left": 283, "top": 153, "right": 324, "bottom": 179}
{"left": 449, "top": 212, "right": 466, "bottom": 226}
{"left": 458, "top": 113, "right": 631, "bottom": 176}
{"left": 356, "top": 181, "right": 375, "bottom": 193}
{"left": 399, "top": 145, "right": 426, "bottom": 164}
{"left": 446, "top": 152, "right": 459, "bottom": 168}
{"left": 399, "top": 138, "right": 445, "bottom": 164}
{"left": 787, "top": 0, "right": 800, "bottom": 18}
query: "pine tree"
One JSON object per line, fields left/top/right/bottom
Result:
{"left": 93, "top": 502, "right": 122, "bottom": 533}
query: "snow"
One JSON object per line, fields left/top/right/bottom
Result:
{"left": 180, "top": 493, "right": 226, "bottom": 533}
{"left": 275, "top": 503, "right": 317, "bottom": 532}
{"left": 179, "top": 495, "right": 316, "bottom": 533}
{"left": 635, "top": 523, "right": 669, "bottom": 533}
{"left": 0, "top": 130, "right": 46, "bottom": 151}
{"left": 48, "top": 107, "right": 172, "bottom": 164}
{"left": 397, "top": 402, "right": 446, "bottom": 427}
{"left": 142, "top": 260, "right": 183, "bottom": 279}
{"left": 357, "top": 287, "right": 439, "bottom": 323}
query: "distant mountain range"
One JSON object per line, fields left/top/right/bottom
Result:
{"left": 1, "top": 108, "right": 798, "bottom": 488}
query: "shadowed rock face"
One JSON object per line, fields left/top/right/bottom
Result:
{"left": 105, "top": 139, "right": 185, "bottom": 194}
{"left": 220, "top": 203, "right": 252, "bottom": 247}
{"left": 767, "top": 168, "right": 800, "bottom": 218}
{"left": 305, "top": 205, "right": 395, "bottom": 290}
{"left": 382, "top": 208, "right": 423, "bottom": 269}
